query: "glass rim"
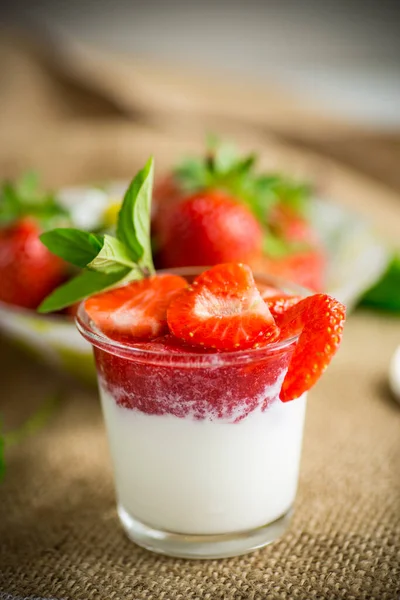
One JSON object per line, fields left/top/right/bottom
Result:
{"left": 76, "top": 267, "right": 309, "bottom": 367}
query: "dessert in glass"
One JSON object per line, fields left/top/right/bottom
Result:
{"left": 77, "top": 269, "right": 309, "bottom": 558}
{"left": 39, "top": 158, "right": 346, "bottom": 559}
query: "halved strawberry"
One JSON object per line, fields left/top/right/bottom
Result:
{"left": 278, "top": 294, "right": 346, "bottom": 402}
{"left": 167, "top": 263, "right": 279, "bottom": 351}
{"left": 84, "top": 274, "right": 187, "bottom": 340}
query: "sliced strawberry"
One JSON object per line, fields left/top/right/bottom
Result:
{"left": 278, "top": 294, "right": 346, "bottom": 402}
{"left": 84, "top": 274, "right": 187, "bottom": 340}
{"left": 167, "top": 263, "right": 279, "bottom": 351}
{"left": 263, "top": 294, "right": 302, "bottom": 322}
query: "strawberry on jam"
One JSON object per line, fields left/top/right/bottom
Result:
{"left": 82, "top": 262, "right": 345, "bottom": 418}
{"left": 167, "top": 263, "right": 279, "bottom": 351}
{"left": 84, "top": 274, "right": 187, "bottom": 341}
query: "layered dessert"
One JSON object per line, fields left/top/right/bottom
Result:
{"left": 84, "top": 278, "right": 307, "bottom": 535}
{"left": 40, "top": 158, "right": 346, "bottom": 557}
{"left": 99, "top": 371, "right": 307, "bottom": 536}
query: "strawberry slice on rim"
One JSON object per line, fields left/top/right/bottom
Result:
{"left": 278, "top": 293, "right": 346, "bottom": 402}
{"left": 167, "top": 263, "right": 279, "bottom": 351}
{"left": 84, "top": 274, "right": 187, "bottom": 340}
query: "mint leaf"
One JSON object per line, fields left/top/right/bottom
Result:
{"left": 38, "top": 269, "right": 130, "bottom": 313}
{"left": 359, "top": 255, "right": 400, "bottom": 313}
{"left": 117, "top": 157, "right": 155, "bottom": 273}
{"left": 0, "top": 391, "right": 61, "bottom": 481}
{"left": 0, "top": 416, "right": 5, "bottom": 482}
{"left": 4, "top": 391, "right": 61, "bottom": 446}
{"left": 88, "top": 234, "right": 138, "bottom": 274}
{"left": 39, "top": 157, "right": 158, "bottom": 311}
{"left": 40, "top": 229, "right": 103, "bottom": 268}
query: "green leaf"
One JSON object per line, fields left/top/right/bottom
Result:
{"left": 38, "top": 268, "right": 130, "bottom": 313}
{"left": 359, "top": 255, "right": 400, "bottom": 313}
{"left": 173, "top": 138, "right": 311, "bottom": 236}
{"left": 16, "top": 171, "right": 40, "bottom": 199}
{"left": 40, "top": 229, "right": 104, "bottom": 268}
{"left": 0, "top": 172, "right": 69, "bottom": 227}
{"left": 234, "top": 154, "right": 257, "bottom": 176}
{"left": 117, "top": 157, "right": 155, "bottom": 273}
{"left": 0, "top": 182, "right": 21, "bottom": 225}
{"left": 213, "top": 142, "right": 239, "bottom": 175}
{"left": 174, "top": 158, "right": 208, "bottom": 192}
{"left": 0, "top": 390, "right": 62, "bottom": 481}
{"left": 4, "top": 391, "right": 61, "bottom": 447}
{"left": 263, "top": 233, "right": 291, "bottom": 258}
{"left": 0, "top": 416, "right": 5, "bottom": 482}
{"left": 88, "top": 234, "right": 138, "bottom": 273}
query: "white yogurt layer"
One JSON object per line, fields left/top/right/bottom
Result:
{"left": 100, "top": 388, "right": 307, "bottom": 535}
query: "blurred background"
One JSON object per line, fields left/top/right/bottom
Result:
{"left": 0, "top": 0, "right": 399, "bottom": 197}
{"left": 1, "top": 0, "right": 400, "bottom": 126}
{"left": 1, "top": 5, "right": 400, "bottom": 595}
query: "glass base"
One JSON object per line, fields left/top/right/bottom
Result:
{"left": 117, "top": 504, "right": 293, "bottom": 559}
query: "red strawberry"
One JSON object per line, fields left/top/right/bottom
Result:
{"left": 65, "top": 302, "right": 80, "bottom": 319}
{"left": 263, "top": 294, "right": 302, "bottom": 321}
{"left": 252, "top": 249, "right": 325, "bottom": 292}
{"left": 278, "top": 294, "right": 346, "bottom": 402}
{"left": 158, "top": 191, "right": 263, "bottom": 268}
{"left": 257, "top": 283, "right": 302, "bottom": 320}
{"left": 84, "top": 274, "right": 187, "bottom": 340}
{"left": 152, "top": 175, "right": 184, "bottom": 239}
{"left": 167, "top": 263, "right": 279, "bottom": 351}
{"left": 0, "top": 218, "right": 67, "bottom": 309}
{"left": 269, "top": 205, "right": 318, "bottom": 245}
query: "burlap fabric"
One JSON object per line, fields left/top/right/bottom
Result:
{"left": 0, "top": 32, "right": 399, "bottom": 600}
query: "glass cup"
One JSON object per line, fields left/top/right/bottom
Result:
{"left": 76, "top": 269, "right": 308, "bottom": 559}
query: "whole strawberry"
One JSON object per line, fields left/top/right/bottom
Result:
{"left": 158, "top": 190, "right": 263, "bottom": 268}
{"left": 0, "top": 218, "right": 67, "bottom": 309}
{"left": 152, "top": 141, "right": 325, "bottom": 290}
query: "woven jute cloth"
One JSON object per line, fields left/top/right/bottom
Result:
{"left": 0, "top": 32, "right": 400, "bottom": 600}
{"left": 1, "top": 311, "right": 399, "bottom": 600}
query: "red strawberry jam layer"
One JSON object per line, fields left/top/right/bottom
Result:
{"left": 94, "top": 334, "right": 296, "bottom": 422}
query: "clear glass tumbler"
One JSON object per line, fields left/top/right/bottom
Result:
{"left": 76, "top": 270, "right": 307, "bottom": 559}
